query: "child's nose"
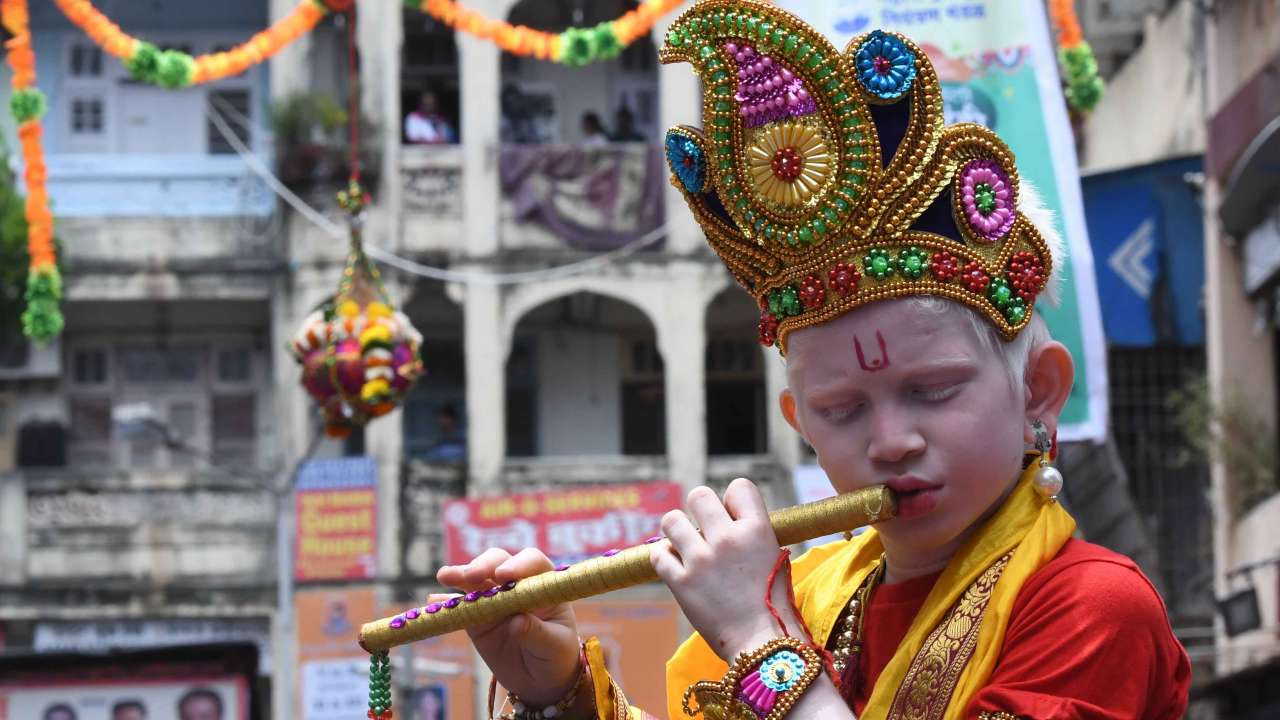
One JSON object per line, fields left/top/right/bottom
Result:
{"left": 866, "top": 407, "right": 926, "bottom": 463}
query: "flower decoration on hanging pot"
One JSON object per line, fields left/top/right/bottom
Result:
{"left": 291, "top": 297, "right": 425, "bottom": 438}
{"left": 289, "top": 181, "right": 424, "bottom": 438}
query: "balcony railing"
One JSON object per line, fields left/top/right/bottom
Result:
{"left": 12, "top": 467, "right": 277, "bottom": 583}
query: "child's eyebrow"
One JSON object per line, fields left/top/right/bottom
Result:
{"left": 897, "top": 357, "right": 979, "bottom": 376}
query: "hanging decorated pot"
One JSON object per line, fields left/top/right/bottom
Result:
{"left": 289, "top": 180, "right": 425, "bottom": 438}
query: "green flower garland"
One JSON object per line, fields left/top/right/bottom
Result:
{"left": 558, "top": 22, "right": 625, "bottom": 67}
{"left": 22, "top": 264, "right": 64, "bottom": 342}
{"left": 1060, "top": 43, "right": 1104, "bottom": 112}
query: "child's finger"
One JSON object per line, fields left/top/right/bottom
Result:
{"left": 686, "top": 485, "right": 732, "bottom": 538}
{"left": 438, "top": 547, "right": 511, "bottom": 590}
{"left": 494, "top": 547, "right": 557, "bottom": 582}
{"left": 723, "top": 477, "right": 769, "bottom": 523}
{"left": 662, "top": 508, "right": 708, "bottom": 565}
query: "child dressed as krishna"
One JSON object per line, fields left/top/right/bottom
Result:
{"left": 437, "top": 1, "right": 1191, "bottom": 718}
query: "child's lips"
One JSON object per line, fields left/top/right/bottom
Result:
{"left": 885, "top": 476, "right": 941, "bottom": 494}
{"left": 886, "top": 477, "right": 943, "bottom": 519}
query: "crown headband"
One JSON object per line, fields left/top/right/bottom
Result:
{"left": 660, "top": 0, "right": 1053, "bottom": 353}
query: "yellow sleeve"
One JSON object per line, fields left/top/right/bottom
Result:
{"left": 663, "top": 538, "right": 863, "bottom": 718}
{"left": 584, "top": 636, "right": 657, "bottom": 720}
{"left": 584, "top": 539, "right": 866, "bottom": 719}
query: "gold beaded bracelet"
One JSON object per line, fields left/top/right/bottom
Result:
{"left": 682, "top": 637, "right": 824, "bottom": 720}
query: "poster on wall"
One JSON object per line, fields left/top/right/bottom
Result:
{"left": 295, "top": 457, "right": 378, "bottom": 582}
{"left": 774, "top": 0, "right": 1110, "bottom": 442}
{"left": 574, "top": 598, "right": 682, "bottom": 716}
{"left": 442, "top": 482, "right": 684, "bottom": 566}
{"left": 0, "top": 678, "right": 246, "bottom": 720}
{"left": 401, "top": 632, "right": 477, "bottom": 720}
{"left": 296, "top": 587, "right": 378, "bottom": 720}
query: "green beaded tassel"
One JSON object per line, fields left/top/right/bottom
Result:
{"left": 367, "top": 651, "right": 393, "bottom": 720}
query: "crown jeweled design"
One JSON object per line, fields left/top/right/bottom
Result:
{"left": 660, "top": 0, "right": 1052, "bottom": 351}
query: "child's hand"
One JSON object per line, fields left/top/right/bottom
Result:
{"left": 651, "top": 478, "right": 804, "bottom": 662}
{"left": 436, "top": 548, "right": 582, "bottom": 708}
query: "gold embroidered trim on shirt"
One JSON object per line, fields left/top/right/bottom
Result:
{"left": 885, "top": 552, "right": 1013, "bottom": 720}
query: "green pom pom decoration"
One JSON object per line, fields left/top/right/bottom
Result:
{"left": 9, "top": 88, "right": 47, "bottom": 123}
{"left": 126, "top": 42, "right": 162, "bottom": 83}
{"left": 125, "top": 42, "right": 195, "bottom": 88}
{"left": 22, "top": 266, "right": 64, "bottom": 343}
{"left": 558, "top": 26, "right": 595, "bottom": 66}
{"left": 1058, "top": 43, "right": 1104, "bottom": 112}
{"left": 590, "top": 22, "right": 622, "bottom": 61}
{"left": 557, "top": 23, "right": 622, "bottom": 66}
{"left": 1066, "top": 77, "right": 1104, "bottom": 111}
{"left": 1060, "top": 44, "right": 1099, "bottom": 78}
{"left": 156, "top": 50, "right": 195, "bottom": 89}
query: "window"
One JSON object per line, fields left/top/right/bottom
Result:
{"left": 622, "top": 338, "right": 664, "bottom": 455}
{"left": 120, "top": 347, "right": 200, "bottom": 383}
{"left": 217, "top": 347, "right": 252, "bottom": 383}
{"left": 70, "top": 98, "right": 104, "bottom": 134}
{"left": 70, "top": 44, "right": 103, "bottom": 77}
{"left": 706, "top": 339, "right": 766, "bottom": 456}
{"left": 67, "top": 397, "right": 112, "bottom": 466}
{"left": 207, "top": 89, "right": 251, "bottom": 155}
{"left": 66, "top": 340, "right": 263, "bottom": 470}
{"left": 72, "top": 348, "right": 109, "bottom": 385}
{"left": 212, "top": 394, "right": 256, "bottom": 467}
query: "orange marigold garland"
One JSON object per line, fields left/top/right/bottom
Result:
{"left": 3, "top": 0, "right": 62, "bottom": 341}
{"left": 51, "top": 0, "right": 335, "bottom": 88}
{"left": 1047, "top": 0, "right": 1103, "bottom": 113}
{"left": 414, "top": 0, "right": 685, "bottom": 66}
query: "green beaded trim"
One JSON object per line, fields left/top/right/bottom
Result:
{"left": 367, "top": 651, "right": 393, "bottom": 717}
{"left": 660, "top": 2, "right": 879, "bottom": 254}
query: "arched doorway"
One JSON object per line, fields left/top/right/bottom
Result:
{"left": 704, "top": 287, "right": 767, "bottom": 456}
{"left": 506, "top": 292, "right": 665, "bottom": 457}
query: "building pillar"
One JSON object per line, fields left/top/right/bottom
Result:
{"left": 763, "top": 350, "right": 801, "bottom": 472}
{"left": 464, "top": 281, "right": 507, "bottom": 492}
{"left": 657, "top": 2, "right": 703, "bottom": 256}
{"left": 658, "top": 267, "right": 709, "bottom": 491}
{"left": 356, "top": 0, "right": 405, "bottom": 251}
{"left": 0, "top": 474, "right": 25, "bottom": 585}
{"left": 459, "top": 0, "right": 503, "bottom": 258}
{"left": 268, "top": 0, "right": 312, "bottom": 99}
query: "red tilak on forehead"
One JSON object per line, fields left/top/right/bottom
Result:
{"left": 855, "top": 331, "right": 890, "bottom": 372}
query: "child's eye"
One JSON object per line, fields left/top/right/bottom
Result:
{"left": 820, "top": 403, "right": 864, "bottom": 423}
{"left": 913, "top": 383, "right": 961, "bottom": 403}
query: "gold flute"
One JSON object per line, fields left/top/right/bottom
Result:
{"left": 359, "top": 485, "right": 896, "bottom": 652}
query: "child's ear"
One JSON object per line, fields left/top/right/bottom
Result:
{"left": 780, "top": 389, "right": 802, "bottom": 434}
{"left": 1023, "top": 341, "right": 1075, "bottom": 444}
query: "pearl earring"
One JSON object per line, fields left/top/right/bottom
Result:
{"left": 1031, "top": 419, "right": 1063, "bottom": 502}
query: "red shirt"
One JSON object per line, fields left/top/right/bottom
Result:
{"left": 848, "top": 539, "right": 1191, "bottom": 719}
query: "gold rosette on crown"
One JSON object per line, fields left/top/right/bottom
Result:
{"left": 659, "top": 0, "right": 1054, "bottom": 353}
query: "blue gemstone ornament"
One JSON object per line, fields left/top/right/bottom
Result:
{"left": 666, "top": 130, "right": 707, "bottom": 193}
{"left": 855, "top": 30, "right": 918, "bottom": 100}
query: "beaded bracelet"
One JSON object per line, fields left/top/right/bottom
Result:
{"left": 496, "top": 653, "right": 587, "bottom": 720}
{"left": 682, "top": 637, "right": 824, "bottom": 720}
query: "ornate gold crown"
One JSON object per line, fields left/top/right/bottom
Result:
{"left": 660, "top": 0, "right": 1053, "bottom": 352}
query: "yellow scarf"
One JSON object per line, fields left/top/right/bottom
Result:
{"left": 661, "top": 463, "right": 1076, "bottom": 719}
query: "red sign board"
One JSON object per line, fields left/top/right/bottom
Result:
{"left": 442, "top": 482, "right": 683, "bottom": 565}
{"left": 295, "top": 458, "right": 378, "bottom": 581}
